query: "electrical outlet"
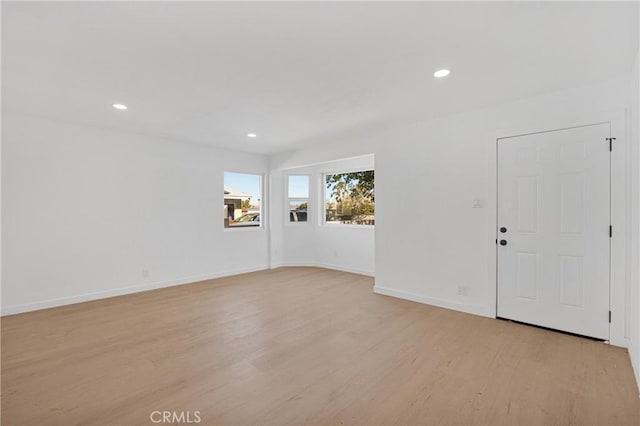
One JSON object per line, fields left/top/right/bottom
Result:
{"left": 142, "top": 269, "right": 150, "bottom": 278}
{"left": 457, "top": 286, "right": 468, "bottom": 296}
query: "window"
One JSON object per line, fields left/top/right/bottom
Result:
{"left": 224, "top": 172, "right": 262, "bottom": 228}
{"left": 288, "top": 175, "right": 309, "bottom": 223}
{"left": 325, "top": 170, "right": 374, "bottom": 225}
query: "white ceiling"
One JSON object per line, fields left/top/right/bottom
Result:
{"left": 3, "top": 1, "right": 638, "bottom": 155}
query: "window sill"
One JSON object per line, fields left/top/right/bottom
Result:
{"left": 322, "top": 223, "right": 375, "bottom": 229}
{"left": 285, "top": 221, "right": 311, "bottom": 227}
{"left": 223, "top": 226, "right": 265, "bottom": 233}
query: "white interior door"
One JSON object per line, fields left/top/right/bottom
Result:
{"left": 497, "top": 123, "right": 610, "bottom": 340}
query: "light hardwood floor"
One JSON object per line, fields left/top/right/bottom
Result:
{"left": 2, "top": 267, "right": 639, "bottom": 426}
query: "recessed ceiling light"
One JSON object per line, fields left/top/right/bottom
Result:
{"left": 112, "top": 103, "right": 128, "bottom": 110}
{"left": 247, "top": 133, "right": 257, "bottom": 138}
{"left": 433, "top": 69, "right": 451, "bottom": 78}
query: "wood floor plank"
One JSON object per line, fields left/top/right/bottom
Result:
{"left": 2, "top": 267, "right": 638, "bottom": 425}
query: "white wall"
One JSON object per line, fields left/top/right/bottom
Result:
{"left": 2, "top": 113, "right": 270, "bottom": 314}
{"left": 270, "top": 155, "right": 375, "bottom": 276}
{"left": 270, "top": 77, "right": 633, "bottom": 334}
{"left": 630, "top": 49, "right": 640, "bottom": 388}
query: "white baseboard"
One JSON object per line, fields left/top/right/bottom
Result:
{"left": 269, "top": 260, "right": 315, "bottom": 269}
{"left": 373, "top": 285, "right": 495, "bottom": 318}
{"left": 1, "top": 265, "right": 269, "bottom": 316}
{"left": 270, "top": 261, "right": 374, "bottom": 277}
{"left": 315, "top": 262, "right": 375, "bottom": 277}
{"left": 629, "top": 346, "right": 640, "bottom": 395}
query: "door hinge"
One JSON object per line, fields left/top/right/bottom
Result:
{"left": 609, "top": 225, "right": 612, "bottom": 238}
{"left": 606, "top": 137, "right": 616, "bottom": 151}
{"left": 609, "top": 311, "right": 612, "bottom": 323}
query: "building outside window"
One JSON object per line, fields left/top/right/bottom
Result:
{"left": 288, "top": 175, "right": 309, "bottom": 223}
{"left": 224, "top": 172, "right": 262, "bottom": 228}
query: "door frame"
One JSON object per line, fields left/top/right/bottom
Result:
{"left": 487, "top": 109, "right": 629, "bottom": 347}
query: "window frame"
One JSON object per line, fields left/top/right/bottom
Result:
{"left": 223, "top": 171, "right": 265, "bottom": 232}
{"left": 322, "top": 169, "right": 375, "bottom": 228}
{"left": 285, "top": 173, "right": 311, "bottom": 226}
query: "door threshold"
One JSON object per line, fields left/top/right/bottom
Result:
{"left": 497, "top": 317, "right": 607, "bottom": 343}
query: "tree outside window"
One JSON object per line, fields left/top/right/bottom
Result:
{"left": 325, "top": 170, "right": 374, "bottom": 225}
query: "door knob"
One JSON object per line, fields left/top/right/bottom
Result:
{"left": 500, "top": 240, "right": 508, "bottom": 246}
{"left": 500, "top": 227, "right": 507, "bottom": 233}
